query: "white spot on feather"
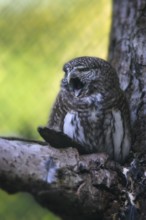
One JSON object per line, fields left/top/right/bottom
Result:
{"left": 63, "top": 111, "right": 75, "bottom": 139}
{"left": 123, "top": 167, "right": 129, "bottom": 178}
{"left": 82, "top": 93, "right": 103, "bottom": 105}
{"left": 63, "top": 111, "right": 85, "bottom": 144}
{"left": 89, "top": 109, "right": 97, "bottom": 121}
{"left": 95, "top": 93, "right": 102, "bottom": 102}
{"left": 122, "top": 126, "right": 131, "bottom": 160}
{"left": 128, "top": 192, "right": 135, "bottom": 206}
{"left": 112, "top": 110, "right": 124, "bottom": 161}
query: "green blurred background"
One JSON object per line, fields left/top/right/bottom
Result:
{"left": 0, "top": 0, "right": 111, "bottom": 219}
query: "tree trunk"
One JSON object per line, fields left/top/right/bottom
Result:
{"left": 0, "top": 1, "right": 146, "bottom": 220}
{"left": 108, "top": 0, "right": 146, "bottom": 154}
{"left": 108, "top": 1, "right": 146, "bottom": 218}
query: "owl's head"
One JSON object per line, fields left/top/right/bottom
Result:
{"left": 61, "top": 56, "right": 119, "bottom": 97}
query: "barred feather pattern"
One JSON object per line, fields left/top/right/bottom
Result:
{"left": 48, "top": 56, "right": 131, "bottom": 163}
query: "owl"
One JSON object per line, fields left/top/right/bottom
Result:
{"left": 38, "top": 56, "right": 131, "bottom": 163}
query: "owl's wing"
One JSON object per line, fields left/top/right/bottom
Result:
{"left": 38, "top": 126, "right": 85, "bottom": 153}
{"left": 48, "top": 91, "right": 68, "bottom": 131}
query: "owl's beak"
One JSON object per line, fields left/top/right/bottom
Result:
{"left": 74, "top": 89, "right": 82, "bottom": 97}
{"left": 67, "top": 71, "right": 74, "bottom": 83}
{"left": 68, "top": 76, "right": 83, "bottom": 97}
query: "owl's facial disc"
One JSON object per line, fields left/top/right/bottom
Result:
{"left": 69, "top": 77, "right": 84, "bottom": 97}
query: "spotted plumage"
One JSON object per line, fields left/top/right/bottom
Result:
{"left": 40, "top": 56, "right": 131, "bottom": 163}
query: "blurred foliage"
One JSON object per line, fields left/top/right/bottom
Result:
{"left": 0, "top": 0, "right": 111, "bottom": 219}
{"left": 0, "top": 190, "right": 59, "bottom": 220}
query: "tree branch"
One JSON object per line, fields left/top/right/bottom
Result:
{"left": 0, "top": 137, "right": 126, "bottom": 220}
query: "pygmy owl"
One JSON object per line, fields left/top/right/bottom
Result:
{"left": 38, "top": 56, "right": 131, "bottom": 163}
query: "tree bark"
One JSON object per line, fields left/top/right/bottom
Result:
{"left": 0, "top": 137, "right": 121, "bottom": 220}
{"left": 0, "top": 0, "right": 146, "bottom": 220}
{"left": 108, "top": 0, "right": 146, "bottom": 154}
{"left": 108, "top": 1, "right": 146, "bottom": 218}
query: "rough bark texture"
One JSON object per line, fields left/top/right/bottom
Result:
{"left": 108, "top": 0, "right": 146, "bottom": 153}
{"left": 0, "top": 135, "right": 146, "bottom": 220}
{"left": 0, "top": 0, "right": 146, "bottom": 220}
{"left": 108, "top": 1, "right": 146, "bottom": 219}
{"left": 0, "top": 138, "right": 122, "bottom": 220}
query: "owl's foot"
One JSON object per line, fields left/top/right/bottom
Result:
{"left": 37, "top": 126, "right": 84, "bottom": 152}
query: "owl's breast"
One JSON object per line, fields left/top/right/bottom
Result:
{"left": 63, "top": 111, "right": 86, "bottom": 145}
